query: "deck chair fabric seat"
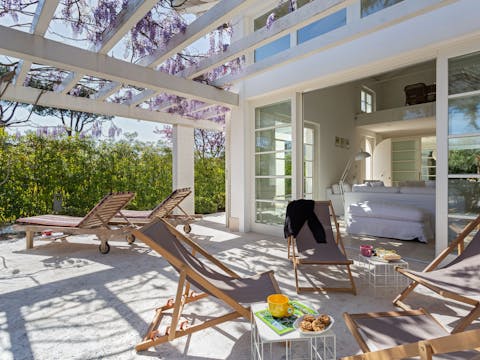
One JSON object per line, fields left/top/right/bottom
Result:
{"left": 134, "top": 219, "right": 281, "bottom": 352}
{"left": 288, "top": 200, "right": 356, "bottom": 294}
{"left": 16, "top": 215, "right": 84, "bottom": 227}
{"left": 15, "top": 192, "right": 135, "bottom": 254}
{"left": 394, "top": 214, "right": 480, "bottom": 332}
{"left": 342, "top": 309, "right": 480, "bottom": 360}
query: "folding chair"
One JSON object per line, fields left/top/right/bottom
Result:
{"left": 15, "top": 192, "right": 135, "bottom": 254}
{"left": 394, "top": 214, "right": 480, "bottom": 332}
{"left": 110, "top": 187, "right": 202, "bottom": 233}
{"left": 342, "top": 309, "right": 480, "bottom": 360}
{"left": 132, "top": 218, "right": 281, "bottom": 352}
{"left": 287, "top": 200, "right": 356, "bottom": 294}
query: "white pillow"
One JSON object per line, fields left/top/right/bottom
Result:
{"left": 332, "top": 184, "right": 341, "bottom": 194}
{"left": 367, "top": 181, "right": 384, "bottom": 187}
{"left": 343, "top": 183, "right": 352, "bottom": 193}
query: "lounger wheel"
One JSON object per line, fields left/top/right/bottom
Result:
{"left": 126, "top": 233, "right": 136, "bottom": 244}
{"left": 183, "top": 224, "right": 191, "bottom": 233}
{"left": 99, "top": 242, "right": 110, "bottom": 254}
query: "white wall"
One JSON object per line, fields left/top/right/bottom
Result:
{"left": 303, "top": 82, "right": 359, "bottom": 197}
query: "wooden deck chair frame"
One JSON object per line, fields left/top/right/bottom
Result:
{"left": 111, "top": 187, "right": 202, "bottom": 233}
{"left": 393, "top": 214, "right": 480, "bottom": 332}
{"left": 14, "top": 192, "right": 135, "bottom": 254}
{"left": 341, "top": 309, "right": 480, "bottom": 360}
{"left": 287, "top": 200, "right": 356, "bottom": 294}
{"left": 133, "top": 219, "right": 281, "bottom": 352}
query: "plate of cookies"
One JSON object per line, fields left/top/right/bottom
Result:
{"left": 293, "top": 314, "right": 334, "bottom": 335}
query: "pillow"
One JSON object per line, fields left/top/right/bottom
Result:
{"left": 399, "top": 186, "right": 435, "bottom": 194}
{"left": 366, "top": 181, "right": 384, "bottom": 187}
{"left": 332, "top": 184, "right": 341, "bottom": 194}
{"left": 398, "top": 180, "right": 425, "bottom": 187}
{"left": 343, "top": 183, "right": 351, "bottom": 193}
{"left": 353, "top": 185, "right": 400, "bottom": 193}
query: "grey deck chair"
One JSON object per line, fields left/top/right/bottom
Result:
{"left": 287, "top": 200, "right": 356, "bottom": 294}
{"left": 342, "top": 309, "right": 480, "bottom": 360}
{"left": 110, "top": 187, "right": 201, "bottom": 233}
{"left": 133, "top": 218, "right": 281, "bottom": 352}
{"left": 15, "top": 192, "right": 135, "bottom": 254}
{"left": 394, "top": 214, "right": 480, "bottom": 332}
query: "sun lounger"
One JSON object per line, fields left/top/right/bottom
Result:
{"left": 342, "top": 309, "right": 480, "bottom": 359}
{"left": 132, "top": 218, "right": 281, "bottom": 352}
{"left": 287, "top": 200, "right": 356, "bottom": 294}
{"left": 393, "top": 214, "right": 480, "bottom": 332}
{"left": 110, "top": 187, "right": 202, "bottom": 233}
{"left": 15, "top": 192, "right": 135, "bottom": 254}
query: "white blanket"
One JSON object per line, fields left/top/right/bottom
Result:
{"left": 348, "top": 201, "right": 427, "bottom": 222}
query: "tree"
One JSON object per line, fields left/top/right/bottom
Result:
{"left": 0, "top": 62, "right": 32, "bottom": 128}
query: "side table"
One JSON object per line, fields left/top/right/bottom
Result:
{"left": 357, "top": 255, "right": 409, "bottom": 294}
{"left": 250, "top": 303, "right": 336, "bottom": 360}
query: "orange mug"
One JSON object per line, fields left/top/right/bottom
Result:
{"left": 267, "top": 294, "right": 294, "bottom": 318}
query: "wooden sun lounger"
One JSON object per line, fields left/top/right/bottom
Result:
{"left": 287, "top": 200, "right": 356, "bottom": 294}
{"left": 393, "top": 214, "right": 480, "bottom": 332}
{"left": 132, "top": 218, "right": 281, "bottom": 352}
{"left": 110, "top": 187, "right": 202, "bottom": 233}
{"left": 14, "top": 192, "right": 135, "bottom": 254}
{"left": 342, "top": 309, "right": 480, "bottom": 359}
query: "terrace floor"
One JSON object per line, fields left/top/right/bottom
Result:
{"left": 0, "top": 214, "right": 477, "bottom": 359}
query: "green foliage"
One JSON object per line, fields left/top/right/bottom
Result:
{"left": 194, "top": 156, "right": 225, "bottom": 214}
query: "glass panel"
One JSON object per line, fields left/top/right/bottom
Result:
{"left": 304, "top": 177, "right": 313, "bottom": 194}
{"left": 304, "top": 161, "right": 313, "bottom": 177}
{"left": 255, "top": 200, "right": 289, "bottom": 225}
{"left": 448, "top": 95, "right": 480, "bottom": 136}
{"left": 255, "top": 178, "right": 292, "bottom": 202}
{"left": 254, "top": 35, "right": 290, "bottom": 62}
{"left": 448, "top": 51, "right": 480, "bottom": 95}
{"left": 392, "top": 140, "right": 417, "bottom": 151}
{"left": 448, "top": 178, "right": 480, "bottom": 218}
{"left": 392, "top": 151, "right": 416, "bottom": 161}
{"left": 361, "top": 0, "right": 404, "bottom": 18}
{"left": 304, "top": 144, "right": 313, "bottom": 160}
{"left": 393, "top": 172, "right": 417, "bottom": 181}
{"left": 447, "top": 217, "right": 479, "bottom": 245}
{"left": 448, "top": 136, "right": 480, "bottom": 174}
{"left": 297, "top": 9, "right": 346, "bottom": 44}
{"left": 254, "top": 0, "right": 312, "bottom": 30}
{"left": 304, "top": 128, "right": 313, "bottom": 144}
{"left": 392, "top": 162, "right": 416, "bottom": 172}
{"left": 255, "top": 127, "right": 292, "bottom": 153}
{"left": 255, "top": 152, "right": 291, "bottom": 176}
{"left": 255, "top": 101, "right": 292, "bottom": 129}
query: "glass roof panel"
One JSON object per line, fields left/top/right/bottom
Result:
{"left": 106, "top": 85, "right": 144, "bottom": 104}
{"left": 27, "top": 63, "right": 69, "bottom": 90}
{"left": 0, "top": 1, "right": 40, "bottom": 33}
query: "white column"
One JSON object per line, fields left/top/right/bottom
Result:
{"left": 293, "top": 92, "right": 304, "bottom": 199}
{"left": 172, "top": 124, "right": 195, "bottom": 214}
{"left": 226, "top": 94, "right": 249, "bottom": 232}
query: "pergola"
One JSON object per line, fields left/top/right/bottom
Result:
{"left": 0, "top": 0, "right": 456, "bottom": 222}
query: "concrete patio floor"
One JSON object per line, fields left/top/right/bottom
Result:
{"left": 0, "top": 214, "right": 477, "bottom": 359}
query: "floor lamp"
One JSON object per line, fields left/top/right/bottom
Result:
{"left": 339, "top": 149, "right": 371, "bottom": 195}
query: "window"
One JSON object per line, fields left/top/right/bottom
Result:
{"left": 447, "top": 51, "right": 480, "bottom": 242}
{"left": 303, "top": 125, "right": 315, "bottom": 199}
{"left": 421, "top": 137, "right": 436, "bottom": 181}
{"left": 360, "top": 87, "right": 375, "bottom": 113}
{"left": 364, "top": 137, "right": 374, "bottom": 180}
{"left": 297, "top": 9, "right": 346, "bottom": 44}
{"left": 253, "top": 0, "right": 312, "bottom": 62}
{"left": 254, "top": 101, "right": 292, "bottom": 225}
{"left": 361, "top": 0, "right": 404, "bottom": 18}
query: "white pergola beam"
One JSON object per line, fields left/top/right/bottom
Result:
{"left": 213, "top": 0, "right": 458, "bottom": 86}
{"left": 30, "top": 0, "right": 59, "bottom": 35}
{"left": 1, "top": 85, "right": 223, "bottom": 130}
{"left": 138, "top": 0, "right": 258, "bottom": 68}
{"left": 126, "top": 89, "right": 157, "bottom": 107}
{"left": 96, "top": 0, "right": 158, "bottom": 54}
{"left": 55, "top": 72, "right": 83, "bottom": 94}
{"left": 0, "top": 25, "right": 238, "bottom": 107}
{"left": 14, "top": 0, "right": 59, "bottom": 85}
{"left": 180, "top": 0, "right": 353, "bottom": 79}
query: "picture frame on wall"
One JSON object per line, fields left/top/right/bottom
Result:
{"left": 335, "top": 136, "right": 341, "bottom": 147}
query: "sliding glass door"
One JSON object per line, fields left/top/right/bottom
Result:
{"left": 254, "top": 101, "right": 292, "bottom": 225}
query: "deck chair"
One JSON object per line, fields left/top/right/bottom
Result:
{"left": 393, "top": 214, "right": 480, "bottom": 332}
{"left": 15, "top": 192, "right": 135, "bottom": 254}
{"left": 132, "top": 218, "right": 281, "bottom": 352}
{"left": 342, "top": 309, "right": 480, "bottom": 360}
{"left": 110, "top": 187, "right": 202, "bottom": 233}
{"left": 287, "top": 200, "right": 356, "bottom": 294}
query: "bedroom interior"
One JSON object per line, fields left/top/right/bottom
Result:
{"left": 305, "top": 60, "right": 437, "bottom": 250}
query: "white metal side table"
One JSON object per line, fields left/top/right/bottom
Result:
{"left": 250, "top": 303, "right": 336, "bottom": 360}
{"left": 357, "top": 255, "right": 409, "bottom": 294}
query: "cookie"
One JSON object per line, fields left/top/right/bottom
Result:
{"left": 318, "top": 314, "right": 331, "bottom": 325}
{"left": 303, "top": 314, "right": 315, "bottom": 322}
{"left": 300, "top": 320, "right": 313, "bottom": 331}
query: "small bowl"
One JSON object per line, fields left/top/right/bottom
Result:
{"left": 293, "top": 314, "right": 334, "bottom": 335}
{"left": 360, "top": 245, "right": 373, "bottom": 257}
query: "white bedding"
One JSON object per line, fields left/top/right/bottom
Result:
{"left": 346, "top": 215, "right": 433, "bottom": 243}
{"left": 348, "top": 201, "right": 427, "bottom": 222}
